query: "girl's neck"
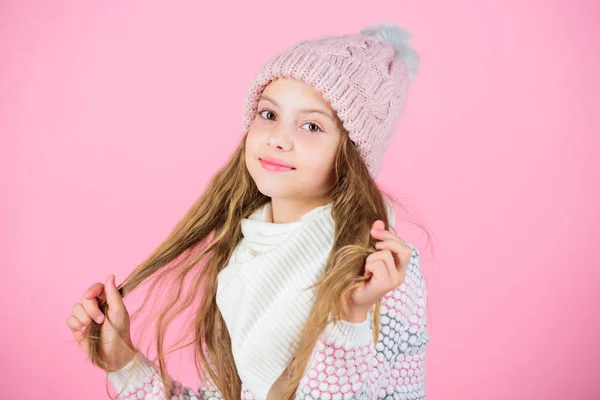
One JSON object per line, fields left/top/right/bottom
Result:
{"left": 269, "top": 196, "right": 333, "bottom": 224}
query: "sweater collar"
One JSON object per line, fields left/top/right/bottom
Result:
{"left": 216, "top": 200, "right": 336, "bottom": 399}
{"left": 240, "top": 200, "right": 334, "bottom": 248}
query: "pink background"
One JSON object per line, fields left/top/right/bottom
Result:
{"left": 1, "top": 1, "right": 598, "bottom": 399}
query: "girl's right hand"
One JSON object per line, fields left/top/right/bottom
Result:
{"left": 66, "top": 274, "right": 137, "bottom": 371}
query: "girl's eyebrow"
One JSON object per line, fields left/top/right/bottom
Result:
{"left": 259, "top": 95, "right": 337, "bottom": 123}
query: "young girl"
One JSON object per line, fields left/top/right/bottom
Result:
{"left": 67, "top": 21, "right": 430, "bottom": 400}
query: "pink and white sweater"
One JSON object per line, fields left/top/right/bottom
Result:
{"left": 107, "top": 246, "right": 429, "bottom": 400}
{"left": 107, "top": 201, "right": 429, "bottom": 399}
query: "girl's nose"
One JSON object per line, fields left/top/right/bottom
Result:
{"left": 267, "top": 126, "right": 293, "bottom": 150}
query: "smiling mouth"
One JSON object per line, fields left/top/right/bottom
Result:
{"left": 259, "top": 158, "right": 296, "bottom": 171}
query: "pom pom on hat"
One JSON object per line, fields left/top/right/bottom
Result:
{"left": 360, "top": 22, "right": 420, "bottom": 81}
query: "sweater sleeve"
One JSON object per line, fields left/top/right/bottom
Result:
{"left": 295, "top": 245, "right": 430, "bottom": 400}
{"left": 106, "top": 351, "right": 223, "bottom": 400}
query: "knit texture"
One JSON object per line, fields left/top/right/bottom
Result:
{"left": 216, "top": 200, "right": 346, "bottom": 399}
{"left": 106, "top": 201, "right": 430, "bottom": 400}
{"left": 242, "top": 22, "right": 419, "bottom": 178}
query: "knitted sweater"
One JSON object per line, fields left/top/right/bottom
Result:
{"left": 107, "top": 203, "right": 430, "bottom": 400}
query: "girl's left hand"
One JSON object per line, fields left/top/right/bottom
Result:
{"left": 342, "top": 220, "right": 413, "bottom": 322}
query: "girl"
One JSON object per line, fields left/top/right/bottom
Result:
{"left": 67, "top": 21, "right": 430, "bottom": 400}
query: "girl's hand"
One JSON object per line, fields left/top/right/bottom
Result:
{"left": 66, "top": 274, "right": 137, "bottom": 371}
{"left": 342, "top": 220, "right": 412, "bottom": 322}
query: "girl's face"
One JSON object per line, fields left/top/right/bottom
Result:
{"left": 245, "top": 78, "right": 344, "bottom": 203}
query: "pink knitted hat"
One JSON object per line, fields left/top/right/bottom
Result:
{"left": 242, "top": 22, "right": 420, "bottom": 178}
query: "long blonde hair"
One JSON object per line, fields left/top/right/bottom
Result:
{"left": 81, "top": 130, "right": 430, "bottom": 399}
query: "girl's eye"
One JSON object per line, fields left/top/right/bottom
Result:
{"left": 301, "top": 122, "right": 323, "bottom": 133}
{"left": 258, "top": 109, "right": 322, "bottom": 133}
{"left": 259, "top": 109, "right": 276, "bottom": 120}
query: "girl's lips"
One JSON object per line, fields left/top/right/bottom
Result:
{"left": 260, "top": 158, "right": 295, "bottom": 172}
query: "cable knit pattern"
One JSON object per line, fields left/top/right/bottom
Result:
{"left": 106, "top": 202, "right": 429, "bottom": 399}
{"left": 241, "top": 23, "right": 419, "bottom": 178}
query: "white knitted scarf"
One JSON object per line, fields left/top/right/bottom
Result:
{"left": 216, "top": 200, "right": 335, "bottom": 400}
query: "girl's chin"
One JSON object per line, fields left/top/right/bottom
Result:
{"left": 255, "top": 185, "right": 295, "bottom": 198}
